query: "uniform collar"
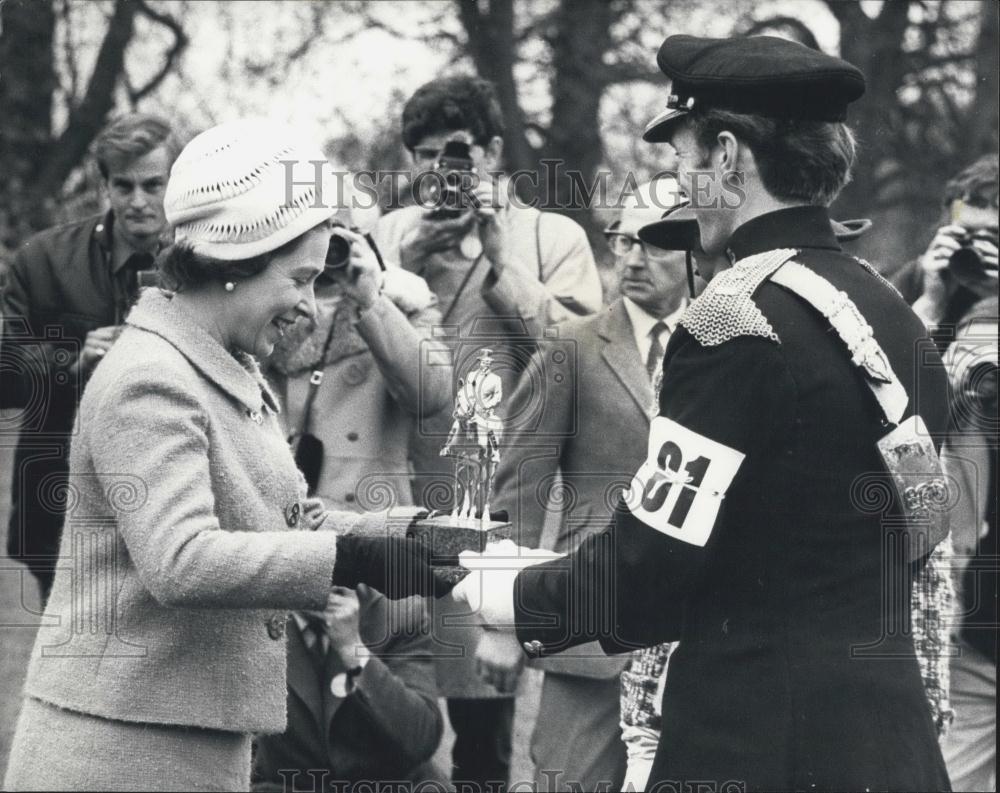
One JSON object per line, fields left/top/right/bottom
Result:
{"left": 126, "top": 289, "right": 281, "bottom": 416}
{"left": 725, "top": 205, "right": 841, "bottom": 263}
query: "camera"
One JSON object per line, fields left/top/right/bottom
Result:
{"left": 319, "top": 226, "right": 386, "bottom": 287}
{"left": 424, "top": 139, "right": 477, "bottom": 220}
{"left": 325, "top": 229, "right": 353, "bottom": 271}
{"left": 949, "top": 229, "right": 998, "bottom": 292}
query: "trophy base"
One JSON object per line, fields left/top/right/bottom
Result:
{"left": 407, "top": 512, "right": 512, "bottom": 585}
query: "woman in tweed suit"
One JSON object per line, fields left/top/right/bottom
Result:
{"left": 3, "top": 120, "right": 444, "bottom": 792}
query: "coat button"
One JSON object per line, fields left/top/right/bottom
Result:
{"left": 346, "top": 431, "right": 359, "bottom": 442}
{"left": 266, "top": 614, "right": 286, "bottom": 640}
{"left": 343, "top": 360, "right": 370, "bottom": 386}
{"left": 522, "top": 639, "right": 544, "bottom": 658}
{"left": 285, "top": 502, "right": 300, "bottom": 527}
{"left": 344, "top": 493, "right": 355, "bottom": 504}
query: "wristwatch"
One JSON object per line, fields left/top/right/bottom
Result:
{"left": 329, "top": 653, "right": 370, "bottom": 698}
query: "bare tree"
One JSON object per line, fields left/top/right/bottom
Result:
{"left": 0, "top": 0, "right": 188, "bottom": 252}
{"left": 733, "top": 1, "right": 998, "bottom": 266}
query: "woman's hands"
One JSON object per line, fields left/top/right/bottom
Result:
{"left": 332, "top": 533, "right": 451, "bottom": 599}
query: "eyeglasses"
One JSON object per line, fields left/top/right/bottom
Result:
{"left": 604, "top": 232, "right": 676, "bottom": 261}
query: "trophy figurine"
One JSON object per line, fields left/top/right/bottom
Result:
{"left": 407, "top": 348, "right": 513, "bottom": 582}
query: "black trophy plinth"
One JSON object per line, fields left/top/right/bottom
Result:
{"left": 408, "top": 510, "right": 512, "bottom": 585}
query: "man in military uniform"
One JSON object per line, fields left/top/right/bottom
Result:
{"left": 455, "top": 35, "right": 953, "bottom": 792}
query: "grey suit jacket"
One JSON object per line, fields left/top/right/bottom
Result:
{"left": 493, "top": 298, "right": 655, "bottom": 678}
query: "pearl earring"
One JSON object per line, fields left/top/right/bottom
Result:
{"left": 224, "top": 281, "right": 235, "bottom": 292}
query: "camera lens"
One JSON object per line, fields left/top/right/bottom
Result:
{"left": 326, "top": 234, "right": 352, "bottom": 270}
{"left": 949, "top": 245, "right": 986, "bottom": 289}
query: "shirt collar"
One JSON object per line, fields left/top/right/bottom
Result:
{"left": 96, "top": 210, "right": 165, "bottom": 273}
{"left": 622, "top": 296, "right": 688, "bottom": 352}
{"left": 725, "top": 205, "right": 841, "bottom": 263}
{"left": 126, "top": 289, "right": 281, "bottom": 416}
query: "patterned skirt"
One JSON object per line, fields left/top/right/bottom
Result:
{"left": 3, "top": 697, "right": 251, "bottom": 792}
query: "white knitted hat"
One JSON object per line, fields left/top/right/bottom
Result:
{"left": 164, "top": 119, "right": 340, "bottom": 260}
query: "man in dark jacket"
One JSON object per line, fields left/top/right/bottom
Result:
{"left": 456, "top": 35, "right": 953, "bottom": 792}
{"left": 0, "top": 113, "right": 180, "bottom": 599}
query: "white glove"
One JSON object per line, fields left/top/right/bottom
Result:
{"left": 452, "top": 540, "right": 562, "bottom": 627}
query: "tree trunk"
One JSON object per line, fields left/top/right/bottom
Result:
{"left": 0, "top": 0, "right": 57, "bottom": 243}
{"left": 456, "top": 0, "right": 535, "bottom": 182}
{"left": 29, "top": 0, "right": 138, "bottom": 210}
{"left": 829, "top": 0, "right": 912, "bottom": 220}
{"left": 970, "top": 1, "right": 999, "bottom": 155}
{"left": 541, "top": 0, "right": 614, "bottom": 239}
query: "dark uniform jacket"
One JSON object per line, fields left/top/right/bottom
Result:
{"left": 514, "top": 207, "right": 952, "bottom": 792}
{"left": 0, "top": 212, "right": 136, "bottom": 591}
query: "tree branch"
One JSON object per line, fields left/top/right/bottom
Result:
{"left": 60, "top": 0, "right": 80, "bottom": 106}
{"left": 30, "top": 0, "right": 137, "bottom": 204}
{"left": 126, "top": 0, "right": 189, "bottom": 103}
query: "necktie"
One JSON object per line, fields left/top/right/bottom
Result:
{"left": 302, "top": 617, "right": 330, "bottom": 675}
{"left": 646, "top": 321, "right": 666, "bottom": 381}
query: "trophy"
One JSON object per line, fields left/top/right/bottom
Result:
{"left": 407, "top": 348, "right": 513, "bottom": 582}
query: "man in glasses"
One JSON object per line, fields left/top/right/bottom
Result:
{"left": 485, "top": 179, "right": 690, "bottom": 792}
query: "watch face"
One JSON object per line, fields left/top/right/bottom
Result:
{"left": 329, "top": 672, "right": 351, "bottom": 698}
{"left": 330, "top": 663, "right": 366, "bottom": 698}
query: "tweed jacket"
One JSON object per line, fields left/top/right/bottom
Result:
{"left": 492, "top": 298, "right": 658, "bottom": 679}
{"left": 373, "top": 202, "right": 602, "bottom": 698}
{"left": 22, "top": 289, "right": 384, "bottom": 734}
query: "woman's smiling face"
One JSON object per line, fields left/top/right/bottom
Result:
{"left": 227, "top": 222, "right": 331, "bottom": 358}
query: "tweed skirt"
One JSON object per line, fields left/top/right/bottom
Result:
{"left": 3, "top": 697, "right": 252, "bottom": 792}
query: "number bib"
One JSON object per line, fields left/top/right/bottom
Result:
{"left": 624, "top": 417, "right": 745, "bottom": 547}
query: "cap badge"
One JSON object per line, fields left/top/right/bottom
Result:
{"left": 666, "top": 94, "right": 696, "bottom": 110}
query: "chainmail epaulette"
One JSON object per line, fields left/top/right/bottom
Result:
{"left": 679, "top": 248, "right": 798, "bottom": 346}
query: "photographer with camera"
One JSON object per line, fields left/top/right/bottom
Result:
{"left": 893, "top": 155, "right": 998, "bottom": 349}
{"left": 373, "top": 75, "right": 602, "bottom": 792}
{"left": 0, "top": 113, "right": 180, "bottom": 601}
{"left": 268, "top": 203, "right": 451, "bottom": 524}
